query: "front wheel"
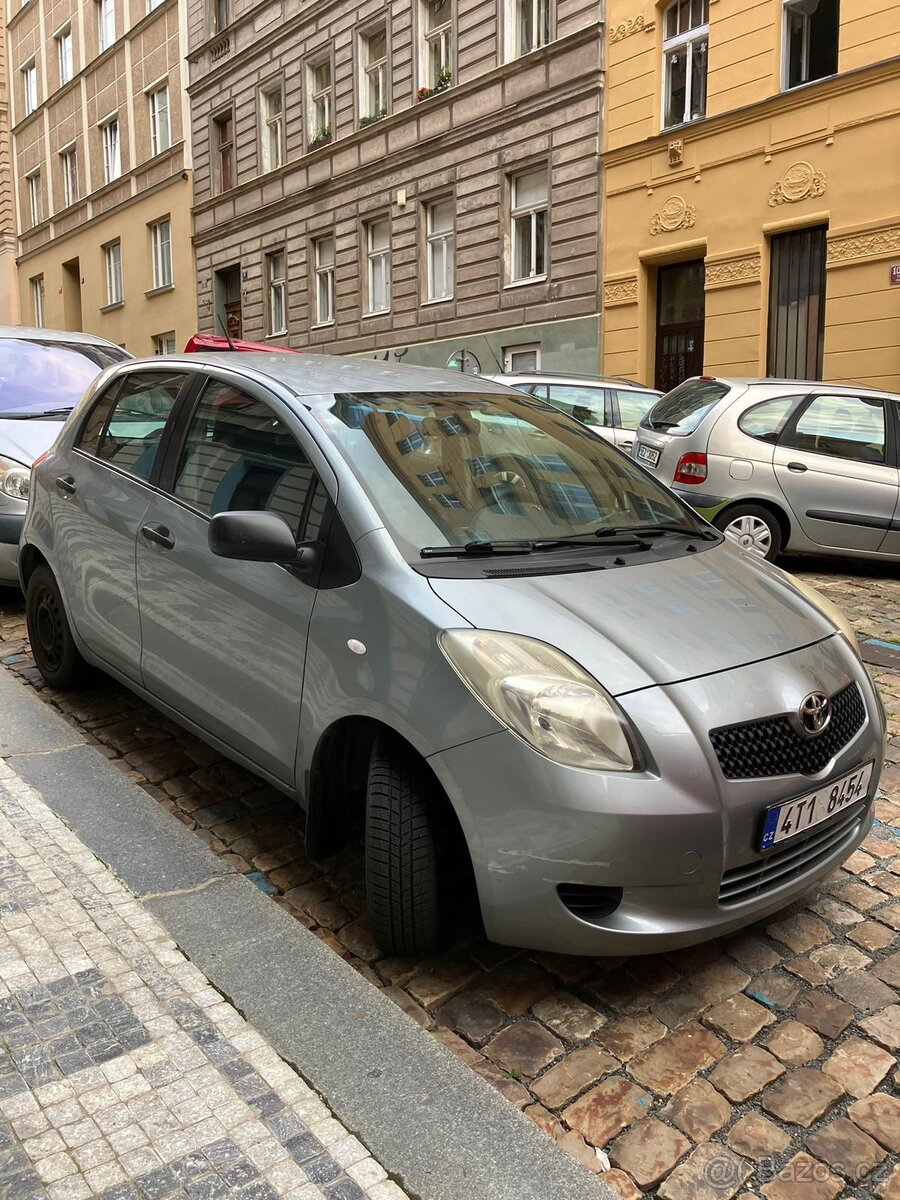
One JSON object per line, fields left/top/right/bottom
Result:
{"left": 365, "top": 737, "right": 440, "bottom": 957}
{"left": 714, "top": 504, "right": 783, "bottom": 561}
{"left": 25, "top": 564, "right": 91, "bottom": 690}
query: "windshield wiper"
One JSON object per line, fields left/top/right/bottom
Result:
{"left": 0, "top": 408, "right": 73, "bottom": 420}
{"left": 420, "top": 540, "right": 539, "bottom": 558}
{"left": 596, "top": 523, "right": 719, "bottom": 542}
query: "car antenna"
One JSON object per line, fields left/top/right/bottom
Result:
{"left": 480, "top": 334, "right": 505, "bottom": 373}
{"left": 216, "top": 314, "right": 237, "bottom": 351}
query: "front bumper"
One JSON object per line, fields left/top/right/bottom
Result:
{"left": 0, "top": 514, "right": 23, "bottom": 586}
{"left": 428, "top": 636, "right": 883, "bottom": 955}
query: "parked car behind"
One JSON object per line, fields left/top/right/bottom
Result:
{"left": 0, "top": 326, "right": 131, "bottom": 586}
{"left": 21, "top": 354, "right": 883, "bottom": 958}
{"left": 632, "top": 377, "right": 900, "bottom": 563}
{"left": 483, "top": 371, "right": 661, "bottom": 454}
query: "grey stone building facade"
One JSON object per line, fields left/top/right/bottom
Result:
{"left": 187, "top": 0, "right": 603, "bottom": 373}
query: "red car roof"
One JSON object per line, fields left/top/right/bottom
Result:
{"left": 183, "top": 334, "right": 303, "bottom": 354}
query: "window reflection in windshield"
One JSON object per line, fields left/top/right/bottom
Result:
{"left": 0, "top": 338, "right": 130, "bottom": 417}
{"left": 315, "top": 391, "right": 695, "bottom": 557}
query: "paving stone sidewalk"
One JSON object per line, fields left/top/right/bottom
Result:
{"left": 0, "top": 757, "right": 407, "bottom": 1200}
{"left": 0, "top": 558, "right": 898, "bottom": 1200}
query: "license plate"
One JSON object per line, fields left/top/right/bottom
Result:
{"left": 637, "top": 444, "right": 660, "bottom": 467}
{"left": 759, "top": 762, "right": 874, "bottom": 851}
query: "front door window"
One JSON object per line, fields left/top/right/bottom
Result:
{"left": 655, "top": 260, "right": 705, "bottom": 392}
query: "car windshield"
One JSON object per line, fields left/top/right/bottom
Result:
{"left": 0, "top": 338, "right": 130, "bottom": 417}
{"left": 641, "top": 378, "right": 730, "bottom": 435}
{"left": 314, "top": 391, "right": 701, "bottom": 557}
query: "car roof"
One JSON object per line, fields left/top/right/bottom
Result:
{"left": 138, "top": 352, "right": 520, "bottom": 399}
{"left": 485, "top": 371, "right": 660, "bottom": 391}
{"left": 0, "top": 324, "right": 127, "bottom": 350}
{"left": 710, "top": 377, "right": 898, "bottom": 399}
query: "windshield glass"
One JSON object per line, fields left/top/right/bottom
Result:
{"left": 314, "top": 391, "right": 700, "bottom": 557}
{"left": 0, "top": 338, "right": 130, "bottom": 417}
{"left": 641, "top": 378, "right": 730, "bottom": 435}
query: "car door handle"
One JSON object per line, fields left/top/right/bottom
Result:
{"left": 141, "top": 523, "right": 175, "bottom": 550}
{"left": 786, "top": 462, "right": 808, "bottom": 473}
{"left": 55, "top": 475, "right": 76, "bottom": 496}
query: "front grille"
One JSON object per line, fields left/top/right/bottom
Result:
{"left": 710, "top": 682, "right": 865, "bottom": 780}
{"left": 557, "top": 884, "right": 623, "bottom": 922}
{"left": 719, "top": 802, "right": 866, "bottom": 906}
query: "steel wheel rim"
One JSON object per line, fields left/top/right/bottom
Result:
{"left": 34, "top": 587, "right": 64, "bottom": 672}
{"left": 723, "top": 514, "right": 773, "bottom": 557}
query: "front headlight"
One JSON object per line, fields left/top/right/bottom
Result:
{"left": 438, "top": 629, "right": 639, "bottom": 771}
{"left": 787, "top": 574, "right": 861, "bottom": 658}
{"left": 0, "top": 457, "right": 30, "bottom": 500}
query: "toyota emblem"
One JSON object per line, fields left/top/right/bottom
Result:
{"left": 799, "top": 691, "right": 832, "bottom": 737}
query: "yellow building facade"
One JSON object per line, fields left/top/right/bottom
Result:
{"left": 601, "top": 0, "right": 900, "bottom": 394}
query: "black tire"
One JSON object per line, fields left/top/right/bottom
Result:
{"left": 365, "top": 737, "right": 440, "bottom": 957}
{"left": 25, "top": 564, "right": 91, "bottom": 690}
{"left": 713, "top": 503, "right": 783, "bottom": 562}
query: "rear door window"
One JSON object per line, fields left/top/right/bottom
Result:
{"left": 545, "top": 384, "right": 609, "bottom": 428}
{"left": 85, "top": 371, "right": 185, "bottom": 481}
{"left": 738, "top": 396, "right": 805, "bottom": 443}
{"left": 784, "top": 394, "right": 886, "bottom": 463}
{"left": 641, "top": 379, "right": 730, "bottom": 435}
{"left": 615, "top": 389, "right": 659, "bottom": 430}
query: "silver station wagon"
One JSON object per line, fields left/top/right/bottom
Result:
{"left": 21, "top": 354, "right": 884, "bottom": 956}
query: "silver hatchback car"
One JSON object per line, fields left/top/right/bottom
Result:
{"left": 632, "top": 377, "right": 900, "bottom": 562}
{"left": 21, "top": 354, "right": 884, "bottom": 956}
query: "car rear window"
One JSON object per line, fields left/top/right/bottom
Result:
{"left": 0, "top": 338, "right": 131, "bottom": 417}
{"left": 641, "top": 379, "right": 730, "bottom": 436}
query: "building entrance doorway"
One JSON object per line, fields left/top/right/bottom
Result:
{"left": 61, "top": 258, "right": 83, "bottom": 331}
{"left": 655, "top": 260, "right": 705, "bottom": 392}
{"left": 767, "top": 225, "right": 826, "bottom": 380}
{"left": 214, "top": 265, "right": 242, "bottom": 339}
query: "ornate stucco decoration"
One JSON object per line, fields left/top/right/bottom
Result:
{"left": 603, "top": 277, "right": 639, "bottom": 305}
{"left": 667, "top": 140, "right": 684, "bottom": 167}
{"left": 827, "top": 225, "right": 900, "bottom": 265}
{"left": 706, "top": 255, "right": 762, "bottom": 288}
{"left": 768, "top": 161, "right": 826, "bottom": 206}
{"left": 650, "top": 195, "right": 696, "bottom": 235}
{"left": 610, "top": 15, "right": 654, "bottom": 43}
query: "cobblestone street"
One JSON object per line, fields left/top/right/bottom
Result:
{"left": 0, "top": 558, "right": 898, "bottom": 1200}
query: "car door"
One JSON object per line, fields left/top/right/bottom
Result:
{"left": 876, "top": 397, "right": 900, "bottom": 557}
{"left": 612, "top": 388, "right": 660, "bottom": 454}
{"left": 773, "top": 392, "right": 899, "bottom": 552}
{"left": 544, "top": 385, "right": 614, "bottom": 442}
{"left": 135, "top": 373, "right": 334, "bottom": 785}
{"left": 50, "top": 367, "right": 189, "bottom": 680}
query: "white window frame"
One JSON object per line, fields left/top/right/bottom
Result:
{"left": 150, "top": 218, "right": 172, "bottom": 289}
{"left": 31, "top": 276, "right": 44, "bottom": 326}
{"left": 365, "top": 218, "right": 391, "bottom": 315}
{"left": 504, "top": 342, "right": 541, "bottom": 371}
{"left": 98, "top": 0, "right": 115, "bottom": 52}
{"left": 308, "top": 58, "right": 333, "bottom": 143}
{"left": 146, "top": 0, "right": 165, "bottom": 10}
{"left": 57, "top": 27, "right": 73, "bottom": 85}
{"left": 260, "top": 86, "right": 284, "bottom": 172}
{"left": 504, "top": 0, "right": 550, "bottom": 60}
{"left": 22, "top": 60, "right": 37, "bottom": 116}
{"left": 26, "top": 170, "right": 42, "bottom": 226}
{"left": 425, "top": 197, "right": 454, "bottom": 302}
{"left": 60, "top": 145, "right": 78, "bottom": 207}
{"left": 104, "top": 241, "right": 123, "bottom": 306}
{"left": 660, "top": 0, "right": 709, "bottom": 130}
{"left": 148, "top": 84, "right": 171, "bottom": 157}
{"left": 154, "top": 331, "right": 176, "bottom": 354}
{"left": 313, "top": 235, "right": 335, "bottom": 325}
{"left": 266, "top": 250, "right": 287, "bottom": 335}
{"left": 101, "top": 117, "right": 120, "bottom": 184}
{"left": 509, "top": 168, "right": 548, "bottom": 283}
{"left": 781, "top": 0, "right": 838, "bottom": 90}
{"left": 420, "top": 0, "right": 452, "bottom": 89}
{"left": 360, "top": 25, "right": 388, "bottom": 119}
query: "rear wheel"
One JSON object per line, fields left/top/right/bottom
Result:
{"left": 26, "top": 565, "right": 91, "bottom": 690}
{"left": 365, "top": 737, "right": 440, "bottom": 956}
{"left": 714, "top": 504, "right": 783, "bottom": 561}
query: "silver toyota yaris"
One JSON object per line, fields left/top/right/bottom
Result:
{"left": 19, "top": 353, "right": 885, "bottom": 957}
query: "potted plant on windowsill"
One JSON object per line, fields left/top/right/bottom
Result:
{"left": 417, "top": 67, "right": 452, "bottom": 102}
{"left": 359, "top": 109, "right": 387, "bottom": 127}
{"left": 309, "top": 125, "right": 332, "bottom": 151}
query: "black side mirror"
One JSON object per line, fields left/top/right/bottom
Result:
{"left": 208, "top": 511, "right": 307, "bottom": 564}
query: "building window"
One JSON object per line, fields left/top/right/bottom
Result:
{"left": 361, "top": 26, "right": 388, "bottom": 119}
{"left": 767, "top": 226, "right": 827, "bottom": 380}
{"left": 150, "top": 218, "right": 173, "bottom": 288}
{"left": 22, "top": 60, "right": 37, "bottom": 116}
{"left": 104, "top": 241, "right": 123, "bottom": 306}
{"left": 313, "top": 236, "right": 335, "bottom": 325}
{"left": 154, "top": 332, "right": 176, "bottom": 354}
{"left": 425, "top": 197, "right": 454, "bottom": 301}
{"left": 101, "top": 118, "right": 120, "bottom": 183}
{"left": 266, "top": 250, "right": 287, "bottom": 335}
{"left": 308, "top": 58, "right": 333, "bottom": 145}
{"left": 213, "top": 112, "right": 234, "bottom": 191}
{"left": 365, "top": 218, "right": 390, "bottom": 314}
{"left": 31, "top": 276, "right": 44, "bottom": 326}
{"left": 60, "top": 146, "right": 78, "bottom": 206}
{"left": 510, "top": 168, "right": 548, "bottom": 282}
{"left": 662, "top": 0, "right": 708, "bottom": 128}
{"left": 98, "top": 0, "right": 115, "bottom": 51}
{"left": 57, "top": 27, "right": 73, "bottom": 85}
{"left": 421, "top": 0, "right": 452, "bottom": 89}
{"left": 149, "top": 85, "right": 171, "bottom": 157}
{"left": 260, "top": 87, "right": 284, "bottom": 172}
{"left": 783, "top": 0, "right": 839, "bottom": 90}
{"left": 504, "top": 343, "right": 541, "bottom": 371}
{"left": 146, "top": 0, "right": 165, "bottom": 10}
{"left": 509, "top": 0, "right": 550, "bottom": 57}
{"left": 212, "top": 0, "right": 228, "bottom": 33}
{"left": 26, "top": 171, "right": 42, "bottom": 226}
